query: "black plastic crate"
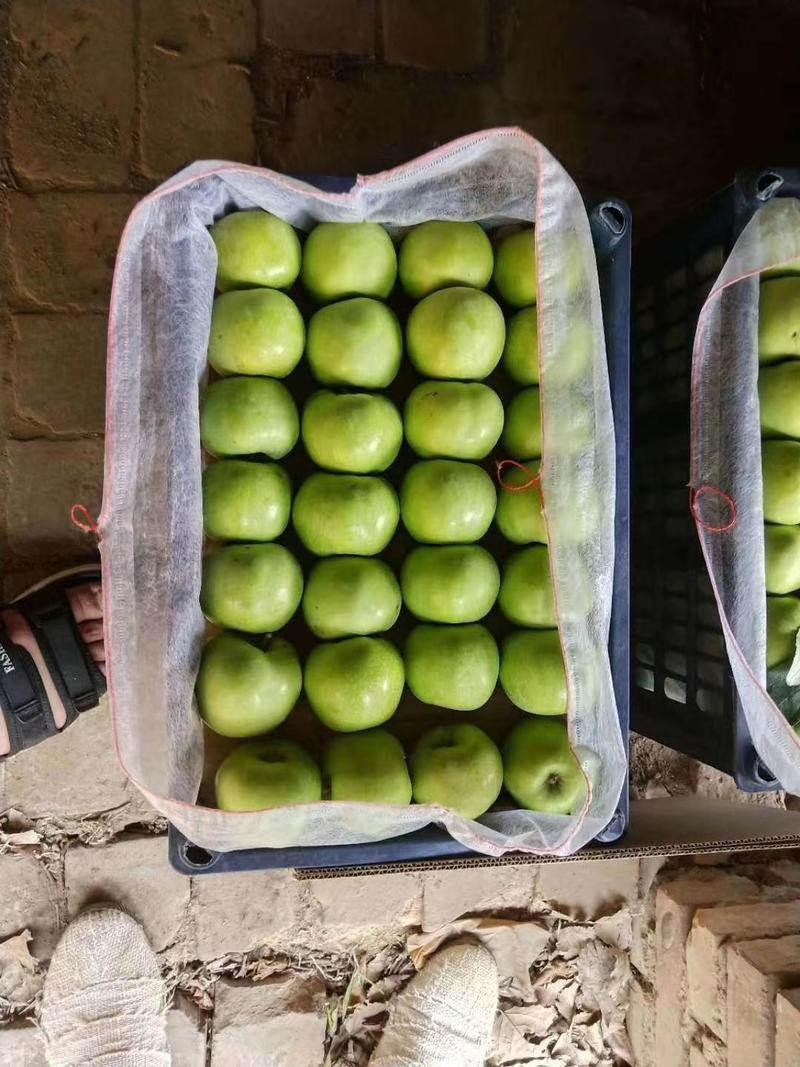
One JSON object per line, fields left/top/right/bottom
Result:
{"left": 632, "top": 168, "right": 800, "bottom": 792}
{"left": 169, "top": 180, "right": 631, "bottom": 875}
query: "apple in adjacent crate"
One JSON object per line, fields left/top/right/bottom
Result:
{"left": 404, "top": 381, "right": 504, "bottom": 460}
{"left": 306, "top": 298, "right": 402, "bottom": 388}
{"left": 503, "top": 717, "right": 586, "bottom": 815}
{"left": 401, "top": 545, "right": 499, "bottom": 623}
{"left": 499, "top": 545, "right": 556, "bottom": 628}
{"left": 203, "top": 460, "right": 291, "bottom": 542}
{"left": 210, "top": 210, "right": 301, "bottom": 292}
{"left": 400, "top": 460, "right": 496, "bottom": 543}
{"left": 503, "top": 387, "right": 542, "bottom": 460}
{"left": 405, "top": 623, "right": 499, "bottom": 711}
{"left": 493, "top": 227, "right": 536, "bottom": 308}
{"left": 759, "top": 277, "right": 800, "bottom": 363}
{"left": 301, "top": 391, "right": 403, "bottom": 473}
{"left": 324, "top": 729, "right": 412, "bottom": 804}
{"left": 399, "top": 221, "right": 493, "bottom": 299}
{"left": 759, "top": 360, "right": 800, "bottom": 438}
{"left": 215, "top": 738, "right": 321, "bottom": 811}
{"left": 293, "top": 473, "right": 399, "bottom": 556}
{"left": 765, "top": 524, "right": 800, "bottom": 595}
{"left": 503, "top": 306, "right": 539, "bottom": 384}
{"left": 304, "top": 636, "right": 405, "bottom": 732}
{"left": 495, "top": 462, "right": 547, "bottom": 544}
{"left": 410, "top": 723, "right": 503, "bottom": 819}
{"left": 767, "top": 594, "right": 800, "bottom": 668}
{"left": 762, "top": 440, "right": 800, "bottom": 524}
{"left": 201, "top": 543, "right": 303, "bottom": 633}
{"left": 407, "top": 287, "right": 506, "bottom": 380}
{"left": 303, "top": 557, "right": 401, "bottom": 639}
{"left": 207, "top": 289, "right": 305, "bottom": 377}
{"left": 500, "top": 629, "right": 566, "bottom": 715}
{"left": 197, "top": 632, "right": 301, "bottom": 737}
{"left": 200, "top": 377, "right": 299, "bottom": 459}
{"left": 301, "top": 222, "right": 397, "bottom": 303}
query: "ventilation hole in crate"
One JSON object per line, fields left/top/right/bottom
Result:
{"left": 635, "top": 618, "right": 654, "bottom": 639}
{"left": 665, "top": 623, "right": 687, "bottom": 646}
{"left": 636, "top": 667, "right": 655, "bottom": 692}
{"left": 756, "top": 170, "right": 784, "bottom": 201}
{"left": 697, "top": 686, "right": 724, "bottom": 714}
{"left": 599, "top": 202, "right": 627, "bottom": 236}
{"left": 635, "top": 642, "right": 655, "bottom": 666}
{"left": 663, "top": 677, "right": 687, "bottom": 703}
{"left": 697, "top": 658, "right": 725, "bottom": 685}
{"left": 664, "top": 650, "right": 687, "bottom": 676}
{"left": 180, "top": 843, "right": 219, "bottom": 871}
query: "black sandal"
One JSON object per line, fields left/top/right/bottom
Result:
{"left": 0, "top": 566, "right": 106, "bottom": 757}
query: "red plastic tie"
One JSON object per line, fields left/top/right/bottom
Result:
{"left": 70, "top": 504, "right": 102, "bottom": 542}
{"left": 495, "top": 459, "right": 541, "bottom": 494}
{"left": 690, "top": 484, "right": 737, "bottom": 534}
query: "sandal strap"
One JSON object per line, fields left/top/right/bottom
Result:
{"left": 0, "top": 627, "right": 58, "bottom": 751}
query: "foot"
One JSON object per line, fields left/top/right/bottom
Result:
{"left": 40, "top": 906, "right": 169, "bottom": 1067}
{"left": 0, "top": 573, "right": 106, "bottom": 757}
{"left": 371, "top": 941, "right": 498, "bottom": 1067}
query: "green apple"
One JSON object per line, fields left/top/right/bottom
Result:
{"left": 495, "top": 462, "right": 547, "bottom": 544}
{"left": 399, "top": 221, "right": 493, "bottom": 299}
{"left": 207, "top": 289, "right": 305, "bottom": 377}
{"left": 301, "top": 222, "right": 397, "bottom": 303}
{"left": 302, "top": 391, "right": 402, "bottom": 473}
{"left": 760, "top": 361, "right": 800, "bottom": 438}
{"left": 210, "top": 210, "right": 301, "bottom": 292}
{"left": 324, "top": 729, "right": 411, "bottom": 804}
{"left": 406, "top": 287, "right": 506, "bottom": 380}
{"left": 216, "top": 738, "right": 321, "bottom": 811}
{"left": 303, "top": 557, "right": 401, "bottom": 638}
{"left": 759, "top": 278, "right": 800, "bottom": 363}
{"left": 503, "top": 306, "right": 539, "bottom": 384}
{"left": 202, "top": 460, "right": 290, "bottom": 542}
{"left": 405, "top": 623, "right": 499, "bottom": 711}
{"left": 306, "top": 298, "right": 402, "bottom": 388}
{"left": 401, "top": 545, "right": 499, "bottom": 623}
{"left": 499, "top": 546, "right": 556, "bottom": 627}
{"left": 503, "top": 387, "right": 542, "bottom": 460}
{"left": 493, "top": 227, "right": 536, "bottom": 308}
{"left": 200, "top": 377, "right": 299, "bottom": 458}
{"left": 762, "top": 440, "right": 800, "bottom": 524}
{"left": 304, "top": 636, "right": 404, "bottom": 731}
{"left": 400, "top": 460, "right": 496, "bottom": 544}
{"left": 765, "top": 524, "right": 800, "bottom": 594}
{"left": 293, "top": 473, "right": 399, "bottom": 555}
{"left": 196, "top": 631, "right": 301, "bottom": 737}
{"left": 410, "top": 723, "right": 503, "bottom": 818}
{"left": 404, "top": 381, "right": 504, "bottom": 460}
{"left": 201, "top": 543, "right": 303, "bottom": 633}
{"left": 503, "top": 717, "right": 585, "bottom": 814}
{"left": 500, "top": 629, "right": 566, "bottom": 715}
{"left": 767, "top": 594, "right": 800, "bottom": 668}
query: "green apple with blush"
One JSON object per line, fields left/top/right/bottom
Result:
{"left": 207, "top": 289, "right": 304, "bottom": 377}
{"left": 401, "top": 545, "right": 499, "bottom": 623}
{"left": 399, "top": 221, "right": 493, "bottom": 298}
{"left": 324, "top": 729, "right": 411, "bottom": 804}
{"left": 200, "top": 377, "right": 298, "bottom": 459}
{"left": 503, "top": 717, "right": 586, "bottom": 815}
{"left": 210, "top": 210, "right": 301, "bottom": 292}
{"left": 404, "top": 623, "right": 499, "bottom": 711}
{"left": 762, "top": 440, "right": 800, "bottom": 524}
{"left": 303, "top": 557, "right": 401, "bottom": 638}
{"left": 201, "top": 543, "right": 303, "bottom": 633}
{"left": 759, "top": 277, "right": 800, "bottom": 362}
{"left": 203, "top": 460, "right": 290, "bottom": 542}
{"left": 400, "top": 460, "right": 496, "bottom": 544}
{"left": 197, "top": 631, "right": 301, "bottom": 738}
{"left": 493, "top": 227, "right": 536, "bottom": 307}
{"left": 215, "top": 738, "right": 321, "bottom": 811}
{"left": 765, "top": 524, "right": 800, "bottom": 594}
{"left": 302, "top": 391, "right": 402, "bottom": 473}
{"left": 499, "top": 545, "right": 556, "bottom": 628}
{"left": 407, "top": 287, "right": 506, "bottom": 380}
{"left": 304, "top": 636, "right": 405, "bottom": 732}
{"left": 500, "top": 629, "right": 566, "bottom": 715}
{"left": 306, "top": 298, "right": 402, "bottom": 388}
{"left": 293, "top": 473, "right": 399, "bottom": 555}
{"left": 301, "top": 222, "right": 397, "bottom": 303}
{"left": 767, "top": 594, "right": 800, "bottom": 668}
{"left": 410, "top": 723, "right": 503, "bottom": 819}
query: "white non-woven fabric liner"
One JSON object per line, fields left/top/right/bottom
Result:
{"left": 692, "top": 196, "right": 800, "bottom": 794}
{"left": 101, "top": 127, "right": 625, "bottom": 856}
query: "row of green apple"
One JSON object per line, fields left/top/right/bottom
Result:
{"left": 759, "top": 275, "right": 800, "bottom": 669}
{"left": 214, "top": 717, "right": 585, "bottom": 820}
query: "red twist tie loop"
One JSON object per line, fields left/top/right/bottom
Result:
{"left": 690, "top": 485, "right": 737, "bottom": 534}
{"left": 495, "top": 459, "right": 541, "bottom": 495}
{"left": 70, "top": 504, "right": 102, "bottom": 542}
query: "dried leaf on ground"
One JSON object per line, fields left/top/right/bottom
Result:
{"left": 0, "top": 930, "right": 42, "bottom": 1011}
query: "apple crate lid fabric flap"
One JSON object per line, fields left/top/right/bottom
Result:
{"left": 692, "top": 196, "right": 800, "bottom": 793}
{"left": 101, "top": 127, "right": 625, "bottom": 856}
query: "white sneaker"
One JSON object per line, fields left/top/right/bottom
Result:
{"left": 371, "top": 941, "right": 498, "bottom": 1067}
